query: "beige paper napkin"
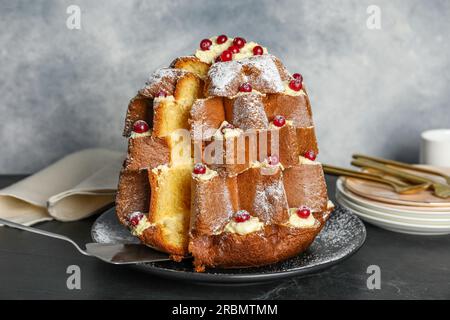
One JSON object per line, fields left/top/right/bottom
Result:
{"left": 0, "top": 148, "right": 124, "bottom": 226}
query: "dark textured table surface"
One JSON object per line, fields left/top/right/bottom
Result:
{"left": 0, "top": 175, "right": 449, "bottom": 300}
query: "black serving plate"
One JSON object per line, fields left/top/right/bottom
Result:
{"left": 91, "top": 205, "right": 366, "bottom": 284}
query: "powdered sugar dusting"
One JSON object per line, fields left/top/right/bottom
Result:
{"left": 207, "top": 55, "right": 286, "bottom": 97}
{"left": 92, "top": 210, "right": 138, "bottom": 244}
{"left": 246, "top": 55, "right": 284, "bottom": 92}
{"left": 140, "top": 68, "right": 187, "bottom": 97}
{"left": 207, "top": 61, "right": 243, "bottom": 96}
{"left": 190, "top": 98, "right": 225, "bottom": 141}
{"left": 272, "top": 56, "right": 291, "bottom": 81}
{"left": 252, "top": 173, "right": 288, "bottom": 223}
{"left": 212, "top": 183, "right": 235, "bottom": 234}
{"left": 232, "top": 94, "right": 269, "bottom": 130}
{"left": 146, "top": 68, "right": 186, "bottom": 85}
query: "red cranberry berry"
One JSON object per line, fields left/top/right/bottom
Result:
{"left": 214, "top": 56, "right": 222, "bottom": 63}
{"left": 129, "top": 212, "right": 144, "bottom": 227}
{"left": 268, "top": 155, "right": 279, "bottom": 166}
{"left": 296, "top": 207, "right": 311, "bottom": 219}
{"left": 133, "top": 120, "right": 149, "bottom": 133}
{"left": 304, "top": 150, "right": 317, "bottom": 161}
{"left": 234, "top": 210, "right": 251, "bottom": 223}
{"left": 193, "top": 163, "right": 207, "bottom": 175}
{"left": 156, "top": 90, "right": 167, "bottom": 98}
{"left": 273, "top": 115, "right": 286, "bottom": 127}
{"left": 217, "top": 34, "right": 228, "bottom": 44}
{"left": 289, "top": 79, "right": 303, "bottom": 91}
{"left": 253, "top": 45, "right": 264, "bottom": 55}
{"left": 292, "top": 73, "right": 303, "bottom": 82}
{"left": 239, "top": 82, "right": 252, "bottom": 92}
{"left": 200, "top": 39, "right": 212, "bottom": 51}
{"left": 221, "top": 123, "right": 235, "bottom": 134}
{"left": 233, "top": 37, "right": 246, "bottom": 49}
{"left": 220, "top": 50, "right": 232, "bottom": 62}
{"left": 228, "top": 45, "right": 240, "bottom": 54}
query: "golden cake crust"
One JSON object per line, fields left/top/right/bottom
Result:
{"left": 123, "top": 94, "right": 153, "bottom": 137}
{"left": 116, "top": 170, "right": 149, "bottom": 225}
{"left": 189, "top": 209, "right": 332, "bottom": 271}
{"left": 123, "top": 135, "right": 170, "bottom": 171}
{"left": 170, "top": 56, "right": 210, "bottom": 79}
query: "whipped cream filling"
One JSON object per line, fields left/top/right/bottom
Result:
{"left": 233, "top": 41, "right": 268, "bottom": 60}
{"left": 130, "top": 130, "right": 152, "bottom": 139}
{"left": 195, "top": 37, "right": 233, "bottom": 64}
{"left": 288, "top": 208, "right": 317, "bottom": 228}
{"left": 327, "top": 200, "right": 335, "bottom": 210}
{"left": 213, "top": 121, "right": 244, "bottom": 140}
{"left": 319, "top": 201, "right": 335, "bottom": 221}
{"left": 154, "top": 94, "right": 175, "bottom": 102}
{"left": 268, "top": 119, "right": 294, "bottom": 130}
{"left": 192, "top": 166, "right": 218, "bottom": 181}
{"left": 230, "top": 89, "right": 265, "bottom": 99}
{"left": 283, "top": 81, "right": 306, "bottom": 96}
{"left": 195, "top": 37, "right": 268, "bottom": 64}
{"left": 224, "top": 216, "right": 264, "bottom": 235}
{"left": 250, "top": 159, "right": 284, "bottom": 171}
{"left": 131, "top": 215, "right": 153, "bottom": 236}
{"left": 298, "top": 156, "right": 319, "bottom": 165}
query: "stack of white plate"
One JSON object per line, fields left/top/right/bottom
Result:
{"left": 336, "top": 178, "right": 450, "bottom": 235}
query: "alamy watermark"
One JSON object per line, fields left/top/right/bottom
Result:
{"left": 366, "top": 265, "right": 381, "bottom": 290}
{"left": 66, "top": 265, "right": 81, "bottom": 290}
{"left": 66, "top": 5, "right": 81, "bottom": 30}
{"left": 170, "top": 126, "right": 283, "bottom": 175}
{"left": 366, "top": 5, "right": 382, "bottom": 30}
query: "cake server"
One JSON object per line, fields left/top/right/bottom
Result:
{"left": 0, "top": 217, "right": 176, "bottom": 264}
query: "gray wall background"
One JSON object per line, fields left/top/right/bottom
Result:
{"left": 1, "top": 0, "right": 449, "bottom": 173}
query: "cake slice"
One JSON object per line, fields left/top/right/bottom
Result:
{"left": 237, "top": 162, "right": 289, "bottom": 224}
{"left": 171, "top": 56, "right": 210, "bottom": 79}
{"left": 152, "top": 72, "right": 203, "bottom": 138}
{"left": 283, "top": 158, "right": 329, "bottom": 212}
{"left": 145, "top": 164, "right": 193, "bottom": 257}
{"left": 189, "top": 165, "right": 238, "bottom": 236}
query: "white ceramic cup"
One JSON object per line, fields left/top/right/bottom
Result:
{"left": 420, "top": 129, "right": 450, "bottom": 167}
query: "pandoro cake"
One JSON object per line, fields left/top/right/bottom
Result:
{"left": 116, "top": 35, "right": 334, "bottom": 271}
